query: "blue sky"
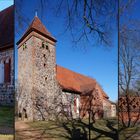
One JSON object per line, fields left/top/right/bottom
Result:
{"left": 0, "top": 0, "right": 13, "bottom": 11}
{"left": 2, "top": 0, "right": 118, "bottom": 102}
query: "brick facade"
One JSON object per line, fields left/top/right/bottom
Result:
{"left": 119, "top": 96, "right": 140, "bottom": 122}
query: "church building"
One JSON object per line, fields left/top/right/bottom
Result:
{"left": 0, "top": 5, "right": 14, "bottom": 105}
{"left": 17, "top": 15, "right": 116, "bottom": 121}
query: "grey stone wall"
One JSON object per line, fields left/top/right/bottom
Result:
{"left": 32, "top": 36, "right": 62, "bottom": 120}
{"left": 103, "top": 99, "right": 116, "bottom": 118}
{"left": 18, "top": 36, "right": 36, "bottom": 120}
{"left": 0, "top": 49, "right": 14, "bottom": 106}
{"left": 61, "top": 91, "right": 80, "bottom": 119}
{"left": 18, "top": 32, "right": 62, "bottom": 121}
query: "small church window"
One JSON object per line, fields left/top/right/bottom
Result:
{"left": 23, "top": 43, "right": 27, "bottom": 50}
{"left": 42, "top": 41, "right": 49, "bottom": 50}
{"left": 46, "top": 45, "right": 48, "bottom": 50}
{"left": 43, "top": 54, "right": 46, "bottom": 58}
{"left": 44, "top": 63, "right": 46, "bottom": 67}
{"left": 42, "top": 42, "right": 45, "bottom": 48}
{"left": 45, "top": 42, "right": 49, "bottom": 51}
{"left": 45, "top": 77, "right": 47, "bottom": 82}
{"left": 25, "top": 43, "right": 27, "bottom": 47}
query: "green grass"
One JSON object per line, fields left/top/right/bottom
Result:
{"left": 16, "top": 118, "right": 118, "bottom": 140}
{"left": 0, "top": 135, "right": 13, "bottom": 140}
{"left": 0, "top": 106, "right": 14, "bottom": 139}
{"left": 0, "top": 106, "right": 14, "bottom": 128}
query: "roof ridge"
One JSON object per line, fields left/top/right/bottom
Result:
{"left": 95, "top": 82, "right": 109, "bottom": 98}
{"left": 0, "top": 5, "right": 13, "bottom": 13}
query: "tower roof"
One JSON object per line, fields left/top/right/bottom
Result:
{"left": 17, "top": 16, "right": 56, "bottom": 45}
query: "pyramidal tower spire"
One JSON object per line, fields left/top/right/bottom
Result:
{"left": 17, "top": 16, "right": 56, "bottom": 46}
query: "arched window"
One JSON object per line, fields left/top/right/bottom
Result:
{"left": 4, "top": 58, "right": 11, "bottom": 83}
{"left": 73, "top": 97, "right": 80, "bottom": 114}
{"left": 0, "top": 60, "right": 4, "bottom": 84}
{"left": 76, "top": 97, "right": 80, "bottom": 114}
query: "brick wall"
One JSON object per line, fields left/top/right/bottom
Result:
{"left": 119, "top": 96, "right": 140, "bottom": 122}
{"left": 80, "top": 89, "right": 103, "bottom": 120}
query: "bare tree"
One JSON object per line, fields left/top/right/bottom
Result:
{"left": 15, "top": 0, "right": 117, "bottom": 47}
{"left": 118, "top": 0, "right": 140, "bottom": 128}
{"left": 119, "top": 21, "right": 140, "bottom": 127}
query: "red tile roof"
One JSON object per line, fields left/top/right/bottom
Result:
{"left": 56, "top": 65, "right": 109, "bottom": 98}
{"left": 17, "top": 16, "right": 56, "bottom": 45}
{"left": 0, "top": 5, "right": 14, "bottom": 50}
{"left": 56, "top": 65, "right": 96, "bottom": 93}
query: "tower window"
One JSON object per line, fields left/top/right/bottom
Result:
{"left": 42, "top": 41, "right": 49, "bottom": 50}
{"left": 23, "top": 43, "right": 27, "bottom": 50}
{"left": 44, "top": 63, "right": 46, "bottom": 67}
{"left": 46, "top": 45, "right": 48, "bottom": 50}
{"left": 45, "top": 77, "right": 47, "bottom": 82}
{"left": 42, "top": 42, "right": 45, "bottom": 48}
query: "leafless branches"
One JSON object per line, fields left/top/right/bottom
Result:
{"left": 119, "top": 0, "right": 140, "bottom": 127}
{"left": 16, "top": 0, "right": 117, "bottom": 47}
{"left": 119, "top": 24, "right": 140, "bottom": 94}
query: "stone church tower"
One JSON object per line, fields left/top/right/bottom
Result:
{"left": 17, "top": 16, "right": 61, "bottom": 120}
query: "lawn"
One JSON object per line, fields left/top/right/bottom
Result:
{"left": 0, "top": 106, "right": 14, "bottom": 127}
{"left": 0, "top": 135, "right": 14, "bottom": 140}
{"left": 16, "top": 118, "right": 118, "bottom": 140}
{"left": 0, "top": 106, "right": 14, "bottom": 140}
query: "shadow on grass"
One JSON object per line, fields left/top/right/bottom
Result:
{"left": 16, "top": 118, "right": 118, "bottom": 140}
{"left": 119, "top": 124, "right": 140, "bottom": 140}
{"left": 61, "top": 119, "right": 118, "bottom": 140}
{"left": 61, "top": 121, "right": 88, "bottom": 140}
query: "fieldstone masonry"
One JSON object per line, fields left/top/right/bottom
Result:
{"left": 18, "top": 31, "right": 63, "bottom": 120}
{"left": 103, "top": 99, "right": 116, "bottom": 118}
{"left": 0, "top": 49, "right": 14, "bottom": 106}
{"left": 62, "top": 91, "right": 80, "bottom": 119}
